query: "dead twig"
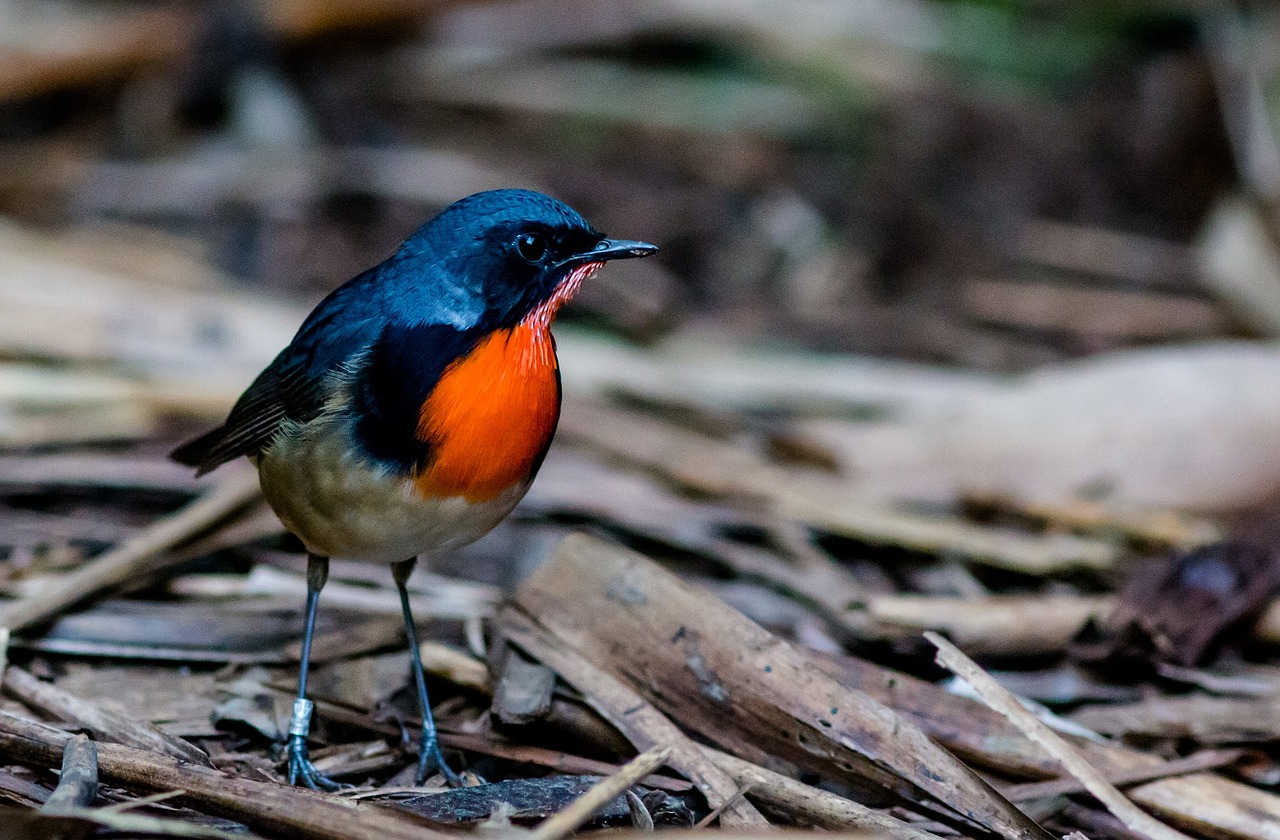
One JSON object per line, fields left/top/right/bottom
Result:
{"left": 528, "top": 746, "right": 672, "bottom": 840}
{"left": 40, "top": 734, "right": 97, "bottom": 814}
{"left": 692, "top": 781, "right": 753, "bottom": 829}
{"left": 927, "top": 631, "right": 1194, "bottom": 840}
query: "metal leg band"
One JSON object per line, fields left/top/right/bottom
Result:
{"left": 288, "top": 698, "right": 314, "bottom": 738}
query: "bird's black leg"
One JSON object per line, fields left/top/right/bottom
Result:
{"left": 286, "top": 553, "right": 343, "bottom": 791}
{"left": 392, "top": 557, "right": 460, "bottom": 786}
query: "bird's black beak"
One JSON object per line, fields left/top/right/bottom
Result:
{"left": 588, "top": 238, "right": 659, "bottom": 260}
{"left": 558, "top": 238, "right": 658, "bottom": 270}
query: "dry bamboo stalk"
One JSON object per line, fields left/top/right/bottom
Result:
{"left": 833, "top": 587, "right": 1280, "bottom": 658}
{"left": 529, "top": 746, "right": 672, "bottom": 840}
{"left": 858, "top": 594, "right": 1115, "bottom": 656}
{"left": 1002, "top": 749, "right": 1243, "bottom": 802}
{"left": 418, "top": 642, "right": 492, "bottom": 693}
{"left": 3, "top": 666, "right": 210, "bottom": 767}
{"left": 0, "top": 711, "right": 452, "bottom": 840}
{"left": 510, "top": 534, "right": 1053, "bottom": 840}
{"left": 928, "top": 632, "right": 1193, "bottom": 840}
{"left": 963, "top": 494, "right": 1221, "bottom": 549}
{"left": 559, "top": 399, "right": 1119, "bottom": 573}
{"left": 0, "top": 469, "right": 260, "bottom": 632}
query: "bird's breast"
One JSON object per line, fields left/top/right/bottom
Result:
{"left": 413, "top": 323, "right": 561, "bottom": 502}
{"left": 257, "top": 414, "right": 529, "bottom": 563}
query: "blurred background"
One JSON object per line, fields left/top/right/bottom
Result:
{"left": 5, "top": 0, "right": 1279, "bottom": 363}
{"left": 8, "top": 0, "right": 1280, "bottom": 520}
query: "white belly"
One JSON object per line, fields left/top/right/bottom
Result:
{"left": 256, "top": 416, "right": 528, "bottom": 563}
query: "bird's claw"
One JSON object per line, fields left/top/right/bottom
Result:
{"left": 287, "top": 734, "right": 346, "bottom": 791}
{"left": 415, "top": 728, "right": 461, "bottom": 787}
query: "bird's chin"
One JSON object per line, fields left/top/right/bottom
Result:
{"left": 523, "top": 260, "right": 604, "bottom": 329}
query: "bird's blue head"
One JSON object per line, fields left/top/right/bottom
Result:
{"left": 390, "top": 189, "right": 657, "bottom": 330}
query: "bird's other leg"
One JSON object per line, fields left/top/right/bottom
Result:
{"left": 392, "top": 557, "right": 460, "bottom": 786}
{"left": 286, "top": 553, "right": 343, "bottom": 790}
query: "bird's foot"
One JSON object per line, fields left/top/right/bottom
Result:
{"left": 415, "top": 727, "right": 461, "bottom": 787}
{"left": 286, "top": 734, "right": 345, "bottom": 790}
{"left": 285, "top": 698, "right": 346, "bottom": 791}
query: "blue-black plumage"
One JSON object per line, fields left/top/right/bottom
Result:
{"left": 171, "top": 188, "right": 656, "bottom": 790}
{"left": 173, "top": 189, "right": 657, "bottom": 476}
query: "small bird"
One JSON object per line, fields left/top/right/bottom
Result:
{"left": 173, "top": 189, "right": 657, "bottom": 789}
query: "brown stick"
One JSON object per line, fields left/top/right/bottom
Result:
{"left": 0, "top": 469, "right": 259, "bottom": 632}
{"left": 529, "top": 746, "right": 672, "bottom": 840}
{"left": 40, "top": 734, "right": 98, "bottom": 814}
{"left": 0, "top": 711, "right": 451, "bottom": 840}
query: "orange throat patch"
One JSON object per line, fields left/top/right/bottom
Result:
{"left": 412, "top": 262, "right": 601, "bottom": 503}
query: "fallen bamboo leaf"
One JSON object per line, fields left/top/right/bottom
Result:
{"left": 627, "top": 789, "right": 656, "bottom": 831}
{"left": 510, "top": 533, "right": 1053, "bottom": 840}
{"left": 528, "top": 746, "right": 672, "bottom": 840}
{"left": 927, "top": 631, "right": 1194, "bottom": 840}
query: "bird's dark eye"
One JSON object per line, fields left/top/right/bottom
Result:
{"left": 514, "top": 232, "right": 548, "bottom": 263}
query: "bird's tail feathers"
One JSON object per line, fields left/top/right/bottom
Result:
{"left": 170, "top": 426, "right": 227, "bottom": 476}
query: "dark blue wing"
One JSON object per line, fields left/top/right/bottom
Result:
{"left": 172, "top": 269, "right": 389, "bottom": 475}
